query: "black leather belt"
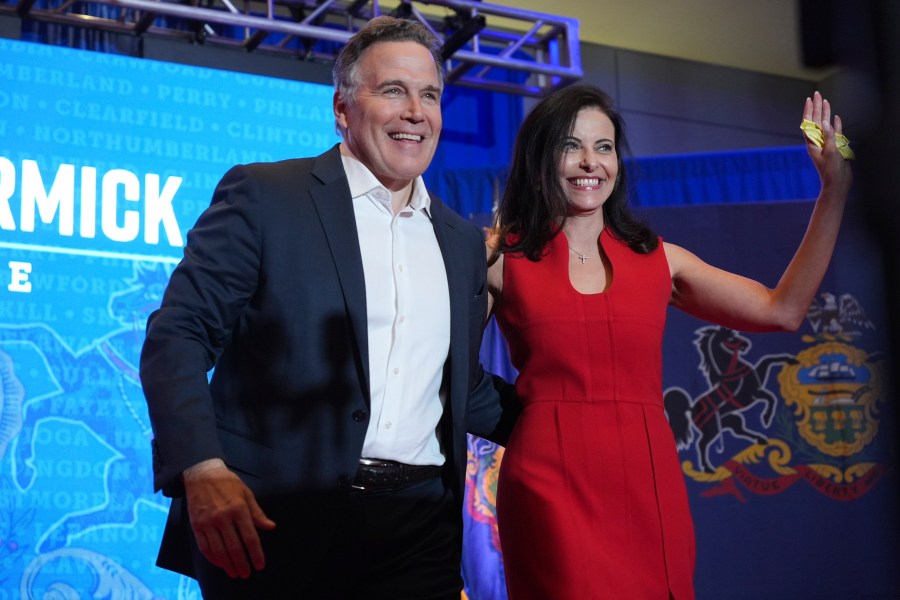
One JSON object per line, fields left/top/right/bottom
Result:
{"left": 351, "top": 458, "right": 443, "bottom": 492}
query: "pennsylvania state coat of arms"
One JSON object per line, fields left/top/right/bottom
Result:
{"left": 663, "top": 292, "right": 888, "bottom": 502}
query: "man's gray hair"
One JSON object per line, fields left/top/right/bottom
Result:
{"left": 333, "top": 16, "right": 445, "bottom": 104}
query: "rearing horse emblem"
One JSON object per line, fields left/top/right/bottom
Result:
{"left": 664, "top": 326, "right": 795, "bottom": 473}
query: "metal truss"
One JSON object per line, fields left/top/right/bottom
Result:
{"left": 2, "top": 0, "right": 583, "bottom": 96}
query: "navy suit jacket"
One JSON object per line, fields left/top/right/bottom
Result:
{"left": 140, "top": 144, "right": 516, "bottom": 575}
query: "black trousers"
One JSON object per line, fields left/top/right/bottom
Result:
{"left": 190, "top": 476, "right": 463, "bottom": 599}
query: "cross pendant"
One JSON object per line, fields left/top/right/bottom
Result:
{"left": 578, "top": 254, "right": 587, "bottom": 264}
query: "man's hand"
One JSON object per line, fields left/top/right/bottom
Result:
{"left": 183, "top": 459, "right": 277, "bottom": 579}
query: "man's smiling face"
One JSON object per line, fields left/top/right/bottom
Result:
{"left": 334, "top": 40, "right": 443, "bottom": 192}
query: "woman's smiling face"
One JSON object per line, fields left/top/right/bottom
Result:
{"left": 558, "top": 107, "right": 618, "bottom": 217}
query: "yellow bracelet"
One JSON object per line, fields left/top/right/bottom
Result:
{"left": 800, "top": 119, "right": 855, "bottom": 160}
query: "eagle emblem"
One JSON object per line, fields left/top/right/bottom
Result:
{"left": 805, "top": 292, "right": 874, "bottom": 337}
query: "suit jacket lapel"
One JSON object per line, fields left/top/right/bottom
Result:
{"left": 429, "top": 198, "right": 467, "bottom": 413}
{"left": 309, "top": 146, "right": 370, "bottom": 404}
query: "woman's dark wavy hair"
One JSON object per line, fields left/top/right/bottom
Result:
{"left": 496, "top": 84, "right": 658, "bottom": 260}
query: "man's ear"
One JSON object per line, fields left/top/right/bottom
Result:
{"left": 334, "top": 90, "right": 348, "bottom": 129}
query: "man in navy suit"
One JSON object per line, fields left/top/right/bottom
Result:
{"left": 140, "top": 15, "right": 517, "bottom": 599}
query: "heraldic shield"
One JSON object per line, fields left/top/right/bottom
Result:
{"left": 778, "top": 340, "right": 883, "bottom": 458}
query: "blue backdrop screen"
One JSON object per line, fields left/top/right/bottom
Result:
{"left": 0, "top": 37, "right": 339, "bottom": 598}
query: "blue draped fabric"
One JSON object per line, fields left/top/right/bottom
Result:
{"left": 630, "top": 146, "right": 821, "bottom": 206}
{"left": 436, "top": 145, "right": 819, "bottom": 225}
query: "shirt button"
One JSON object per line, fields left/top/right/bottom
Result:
{"left": 384, "top": 422, "right": 393, "bottom": 429}
{"left": 352, "top": 409, "right": 368, "bottom": 422}
{"left": 399, "top": 316, "right": 405, "bottom": 323}
{"left": 393, "top": 368, "right": 400, "bottom": 375}
{"left": 398, "top": 265, "right": 404, "bottom": 272}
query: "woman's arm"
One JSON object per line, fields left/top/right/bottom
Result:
{"left": 667, "top": 91, "right": 854, "bottom": 332}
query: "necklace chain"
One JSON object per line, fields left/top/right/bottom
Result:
{"left": 568, "top": 246, "right": 589, "bottom": 264}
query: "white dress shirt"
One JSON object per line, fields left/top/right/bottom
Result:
{"left": 341, "top": 154, "right": 450, "bottom": 466}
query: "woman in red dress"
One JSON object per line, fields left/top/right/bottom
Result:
{"left": 486, "top": 85, "right": 853, "bottom": 599}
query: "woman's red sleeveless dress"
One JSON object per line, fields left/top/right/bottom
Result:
{"left": 494, "top": 230, "right": 695, "bottom": 599}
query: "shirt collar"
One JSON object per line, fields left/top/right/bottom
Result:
{"left": 340, "top": 151, "right": 432, "bottom": 214}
